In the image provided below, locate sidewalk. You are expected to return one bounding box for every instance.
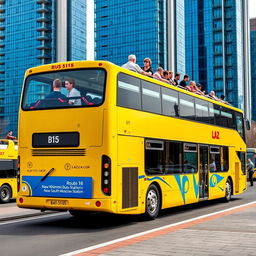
[67,201,256,256]
[0,203,54,222]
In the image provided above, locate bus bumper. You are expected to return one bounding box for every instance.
[16,196,116,214]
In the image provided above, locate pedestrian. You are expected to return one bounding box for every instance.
[247,158,255,186]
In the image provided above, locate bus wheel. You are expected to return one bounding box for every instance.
[0,185,11,203]
[145,184,160,220]
[224,179,232,202]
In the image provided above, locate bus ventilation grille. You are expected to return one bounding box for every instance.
[32,149,86,156]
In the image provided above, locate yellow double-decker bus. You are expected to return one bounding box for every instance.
[17,61,247,219]
[0,139,18,203]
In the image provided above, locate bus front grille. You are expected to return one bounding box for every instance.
[31,149,86,156]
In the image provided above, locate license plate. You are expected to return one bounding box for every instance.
[46,199,69,206]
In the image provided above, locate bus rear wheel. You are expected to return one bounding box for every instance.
[145,184,161,220]
[224,179,232,202]
[0,185,11,203]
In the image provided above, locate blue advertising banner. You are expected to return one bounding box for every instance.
[22,176,92,198]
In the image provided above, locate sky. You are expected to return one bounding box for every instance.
[249,0,256,18]
[86,0,256,60]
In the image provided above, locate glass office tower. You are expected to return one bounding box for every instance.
[185,0,250,115]
[251,18,256,120]
[0,0,86,137]
[95,0,185,73]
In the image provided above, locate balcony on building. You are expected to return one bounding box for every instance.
[0,8,5,13]
[0,31,4,39]
[36,35,50,41]
[0,15,5,22]
[0,0,5,4]
[0,25,5,31]
[0,49,4,56]
[37,0,50,4]
[36,43,50,50]
[36,7,50,14]
[36,16,50,23]
[36,53,51,60]
[36,25,50,32]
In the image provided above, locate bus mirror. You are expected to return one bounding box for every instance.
[245,119,251,130]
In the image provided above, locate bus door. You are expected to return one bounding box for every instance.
[199,145,209,199]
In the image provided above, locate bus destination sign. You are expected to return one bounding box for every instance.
[32,132,79,148]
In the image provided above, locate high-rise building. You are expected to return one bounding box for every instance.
[0,0,86,137]
[94,0,185,73]
[185,0,250,116]
[250,18,256,120]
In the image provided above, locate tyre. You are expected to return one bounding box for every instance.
[0,185,12,203]
[144,184,161,220]
[224,179,232,202]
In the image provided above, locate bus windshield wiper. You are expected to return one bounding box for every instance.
[41,168,55,182]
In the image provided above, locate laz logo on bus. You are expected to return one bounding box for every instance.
[212,131,220,139]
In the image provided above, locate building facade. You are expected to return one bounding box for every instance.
[185,0,250,116]
[251,18,256,120]
[0,0,86,137]
[95,0,185,73]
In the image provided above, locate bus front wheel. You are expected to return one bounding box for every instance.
[145,184,161,220]
[0,185,11,203]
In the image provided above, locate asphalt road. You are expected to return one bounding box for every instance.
[0,185,255,256]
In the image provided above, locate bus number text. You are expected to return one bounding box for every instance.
[212,131,220,140]
[48,136,60,144]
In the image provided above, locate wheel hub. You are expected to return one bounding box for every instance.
[147,190,158,214]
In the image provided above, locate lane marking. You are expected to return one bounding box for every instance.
[59,201,256,256]
[0,212,68,226]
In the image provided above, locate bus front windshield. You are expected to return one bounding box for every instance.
[22,68,106,110]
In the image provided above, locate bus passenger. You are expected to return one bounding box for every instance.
[187,81,204,95]
[186,81,197,92]
[168,71,175,85]
[163,70,169,80]
[210,159,216,172]
[196,83,205,95]
[173,73,180,86]
[220,95,229,105]
[209,91,220,101]
[122,55,150,76]
[45,79,67,101]
[179,75,190,88]
[65,79,81,106]
[153,67,169,83]
[141,58,153,76]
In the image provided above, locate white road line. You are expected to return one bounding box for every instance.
[0,212,68,226]
[59,201,256,256]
